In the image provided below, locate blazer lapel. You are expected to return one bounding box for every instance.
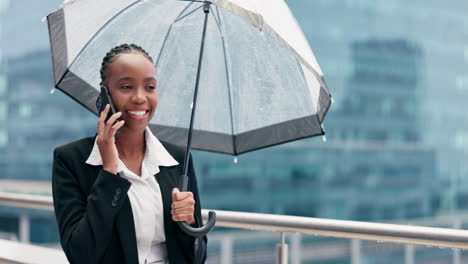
[115,196,139,264]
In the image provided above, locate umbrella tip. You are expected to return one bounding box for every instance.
[233,156,238,164]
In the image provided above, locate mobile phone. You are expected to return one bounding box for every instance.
[96,86,117,123]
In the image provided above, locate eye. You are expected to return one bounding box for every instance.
[121,85,132,89]
[147,85,156,90]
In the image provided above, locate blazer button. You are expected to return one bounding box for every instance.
[116,188,121,194]
[114,194,120,200]
[112,200,117,207]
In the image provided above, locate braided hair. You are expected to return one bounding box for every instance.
[99,43,154,86]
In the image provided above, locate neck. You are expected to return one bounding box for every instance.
[115,127,146,159]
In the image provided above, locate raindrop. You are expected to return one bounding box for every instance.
[190,102,193,109]
[331,97,335,104]
[233,156,238,164]
[322,135,327,142]
[50,88,56,94]
[41,16,47,22]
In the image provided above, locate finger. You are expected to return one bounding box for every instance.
[172,207,195,216]
[97,104,110,133]
[172,214,194,222]
[172,188,180,201]
[172,199,195,209]
[101,104,110,118]
[97,117,104,136]
[175,191,193,201]
[111,120,125,132]
[106,111,122,127]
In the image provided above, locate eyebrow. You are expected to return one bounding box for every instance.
[117,77,157,82]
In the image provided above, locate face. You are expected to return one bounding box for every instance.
[105,52,157,133]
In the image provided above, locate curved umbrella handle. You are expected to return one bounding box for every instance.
[177,211,216,237]
[177,174,216,237]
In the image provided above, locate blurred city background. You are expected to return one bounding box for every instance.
[1,0,468,263]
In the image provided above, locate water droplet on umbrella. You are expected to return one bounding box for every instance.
[233,156,238,163]
[190,102,193,109]
[322,135,327,142]
[42,16,47,22]
[50,88,56,94]
[331,97,335,103]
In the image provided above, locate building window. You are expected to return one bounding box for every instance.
[0,102,6,121]
[464,46,468,62]
[454,131,468,150]
[456,75,468,91]
[0,75,6,95]
[0,130,7,147]
[19,103,32,118]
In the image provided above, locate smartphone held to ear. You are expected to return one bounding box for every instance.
[96,86,117,122]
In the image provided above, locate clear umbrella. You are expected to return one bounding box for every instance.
[47,0,332,236]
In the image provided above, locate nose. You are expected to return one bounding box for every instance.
[131,87,147,104]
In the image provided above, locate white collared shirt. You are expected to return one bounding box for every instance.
[85,127,178,264]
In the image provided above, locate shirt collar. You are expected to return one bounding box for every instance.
[85,127,179,175]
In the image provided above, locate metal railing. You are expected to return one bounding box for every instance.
[1,191,468,264]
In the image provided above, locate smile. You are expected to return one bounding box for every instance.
[126,110,149,119]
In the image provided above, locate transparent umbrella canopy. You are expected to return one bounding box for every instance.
[47,0,332,236]
[48,0,331,155]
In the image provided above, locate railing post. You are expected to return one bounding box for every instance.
[19,214,30,244]
[453,218,461,264]
[351,239,361,264]
[221,235,233,264]
[405,244,415,264]
[276,232,288,264]
[290,233,301,264]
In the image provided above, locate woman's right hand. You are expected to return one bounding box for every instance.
[97,104,125,174]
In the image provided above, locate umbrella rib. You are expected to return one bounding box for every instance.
[215,5,238,155]
[211,0,330,95]
[174,5,203,23]
[174,0,196,21]
[57,0,143,87]
[155,1,199,67]
[209,6,222,34]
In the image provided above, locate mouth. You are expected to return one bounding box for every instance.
[126,109,150,120]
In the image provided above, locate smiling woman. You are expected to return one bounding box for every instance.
[51,44,207,264]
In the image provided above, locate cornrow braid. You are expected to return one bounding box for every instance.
[99,43,154,86]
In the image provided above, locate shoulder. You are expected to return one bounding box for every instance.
[53,136,96,162]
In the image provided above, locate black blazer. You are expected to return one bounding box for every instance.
[52,136,207,264]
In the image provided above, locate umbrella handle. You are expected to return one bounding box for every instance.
[177,211,216,237]
[177,174,216,237]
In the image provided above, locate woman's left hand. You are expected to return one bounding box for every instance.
[171,188,196,226]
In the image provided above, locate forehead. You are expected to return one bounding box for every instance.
[107,52,156,79]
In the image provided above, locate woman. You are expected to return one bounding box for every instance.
[52,44,207,264]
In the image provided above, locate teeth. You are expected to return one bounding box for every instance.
[127,110,146,116]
